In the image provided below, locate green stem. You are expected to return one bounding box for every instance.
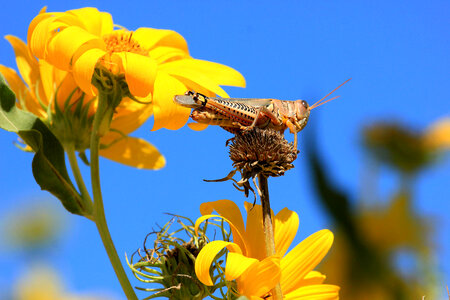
[66,144,93,217]
[90,90,138,300]
[258,174,283,300]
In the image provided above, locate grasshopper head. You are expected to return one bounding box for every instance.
[291,100,310,132]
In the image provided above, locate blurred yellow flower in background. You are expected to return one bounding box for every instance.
[13,265,114,300]
[194,200,339,299]
[363,117,450,174]
[27,7,245,131]
[1,199,65,251]
[423,117,450,151]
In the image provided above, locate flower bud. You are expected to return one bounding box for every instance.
[129,217,217,300]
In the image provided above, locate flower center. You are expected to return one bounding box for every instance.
[103,31,148,56]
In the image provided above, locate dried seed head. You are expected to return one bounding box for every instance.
[205,128,299,200]
[229,128,298,177]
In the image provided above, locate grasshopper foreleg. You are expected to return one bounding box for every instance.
[286,119,300,150]
[294,132,298,150]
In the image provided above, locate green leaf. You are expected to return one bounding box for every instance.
[0,74,85,216]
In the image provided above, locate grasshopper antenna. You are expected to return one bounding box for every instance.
[309,95,340,110]
[309,78,351,110]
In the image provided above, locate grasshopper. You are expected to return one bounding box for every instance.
[174,79,350,149]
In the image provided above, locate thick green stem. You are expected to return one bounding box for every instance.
[66,144,93,217]
[90,90,138,300]
[258,174,283,300]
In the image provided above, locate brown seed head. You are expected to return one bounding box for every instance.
[229,128,298,178]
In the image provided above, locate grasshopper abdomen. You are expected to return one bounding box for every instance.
[175,91,269,129]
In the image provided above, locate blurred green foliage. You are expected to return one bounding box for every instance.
[306,119,449,300]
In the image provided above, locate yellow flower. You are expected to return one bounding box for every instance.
[194,200,339,299]
[27,7,246,131]
[0,35,163,169]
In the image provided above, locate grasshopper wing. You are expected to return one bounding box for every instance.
[174,94,274,108]
[209,97,273,107]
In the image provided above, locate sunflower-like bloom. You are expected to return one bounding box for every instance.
[27,7,245,131]
[194,200,339,299]
[0,36,163,169]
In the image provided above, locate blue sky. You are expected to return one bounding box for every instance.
[0,0,449,298]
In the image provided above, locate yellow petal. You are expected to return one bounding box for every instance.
[134,27,188,52]
[300,271,327,285]
[200,200,248,252]
[243,202,267,261]
[38,59,66,104]
[237,256,281,298]
[284,284,340,300]
[29,16,73,59]
[274,208,299,257]
[99,133,165,170]
[98,12,114,37]
[161,59,246,88]
[188,123,208,131]
[47,26,101,70]
[280,229,334,295]
[152,72,191,130]
[72,48,106,95]
[284,271,327,292]
[149,46,189,64]
[195,241,242,286]
[195,214,248,255]
[200,200,246,238]
[67,7,113,37]
[225,252,258,281]
[27,12,56,58]
[111,99,153,135]
[51,13,84,29]
[159,62,229,97]
[115,52,156,97]
[5,36,40,90]
[0,65,44,118]
[0,65,27,99]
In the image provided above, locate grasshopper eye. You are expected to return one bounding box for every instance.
[301,100,308,109]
